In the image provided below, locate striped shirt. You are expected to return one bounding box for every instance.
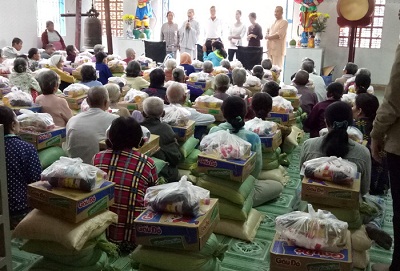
[93,149,158,244]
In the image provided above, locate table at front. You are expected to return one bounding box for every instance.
[283,48,325,85]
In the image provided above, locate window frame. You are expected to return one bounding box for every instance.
[338,0,385,49]
[95,0,124,37]
[37,0,66,37]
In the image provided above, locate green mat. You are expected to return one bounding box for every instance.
[10,139,394,271]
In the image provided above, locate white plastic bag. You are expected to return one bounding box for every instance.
[41,157,107,192]
[279,85,298,97]
[244,75,261,87]
[144,176,210,216]
[2,87,33,107]
[244,117,278,136]
[275,204,348,252]
[194,95,223,108]
[108,77,127,86]
[17,109,55,132]
[63,83,89,97]
[301,156,358,185]
[341,93,357,105]
[123,89,149,103]
[162,105,191,126]
[272,96,294,113]
[226,85,248,97]
[74,54,92,66]
[200,130,252,159]
[319,126,363,143]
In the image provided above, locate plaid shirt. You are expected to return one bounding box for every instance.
[93,149,158,244]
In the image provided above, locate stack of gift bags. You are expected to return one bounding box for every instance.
[271,204,353,269]
[12,157,118,271]
[195,130,264,242]
[131,176,227,270]
[300,156,371,268]
[244,118,290,186]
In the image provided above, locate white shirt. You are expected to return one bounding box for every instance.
[47,31,61,43]
[205,17,223,40]
[309,73,327,102]
[228,22,247,49]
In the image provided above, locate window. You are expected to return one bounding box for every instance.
[338,0,385,49]
[95,0,124,37]
[37,0,66,36]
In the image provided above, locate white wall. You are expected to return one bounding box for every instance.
[0,0,39,52]
[290,1,400,85]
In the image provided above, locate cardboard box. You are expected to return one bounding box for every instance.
[171,120,195,142]
[187,80,212,91]
[9,104,42,115]
[64,94,87,110]
[19,126,66,150]
[283,95,300,110]
[301,174,361,209]
[192,106,225,122]
[117,101,143,112]
[134,198,219,251]
[28,181,115,223]
[270,232,352,271]
[269,112,295,126]
[260,130,282,153]
[99,134,160,156]
[197,152,256,182]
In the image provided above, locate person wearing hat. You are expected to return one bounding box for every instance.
[46,55,76,90]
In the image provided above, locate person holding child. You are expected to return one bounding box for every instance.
[202,41,227,67]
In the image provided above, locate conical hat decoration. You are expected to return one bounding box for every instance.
[337,0,374,22]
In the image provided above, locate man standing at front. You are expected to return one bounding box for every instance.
[205,6,223,42]
[265,6,288,68]
[179,9,200,60]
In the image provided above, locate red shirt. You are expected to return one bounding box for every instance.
[93,149,158,244]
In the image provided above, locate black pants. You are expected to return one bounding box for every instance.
[387,152,400,270]
[228,49,237,61]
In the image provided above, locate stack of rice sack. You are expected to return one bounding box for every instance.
[271,204,353,269]
[131,177,226,271]
[16,109,66,168]
[192,95,224,122]
[195,130,264,241]
[177,136,200,171]
[300,156,371,267]
[12,157,117,271]
[244,118,290,187]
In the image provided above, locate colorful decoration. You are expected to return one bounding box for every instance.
[294,0,324,32]
[135,0,153,29]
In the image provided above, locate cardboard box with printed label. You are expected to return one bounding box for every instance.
[9,104,42,115]
[197,152,256,182]
[19,126,66,150]
[99,134,160,157]
[260,130,282,153]
[171,120,195,142]
[64,94,87,110]
[301,174,360,209]
[270,232,352,271]
[269,112,296,126]
[134,198,219,251]
[192,106,225,122]
[187,80,212,91]
[27,181,115,223]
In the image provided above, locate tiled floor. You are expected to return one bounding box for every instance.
[11,141,393,270]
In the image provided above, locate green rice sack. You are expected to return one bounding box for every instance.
[196,175,255,205]
[179,136,199,158]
